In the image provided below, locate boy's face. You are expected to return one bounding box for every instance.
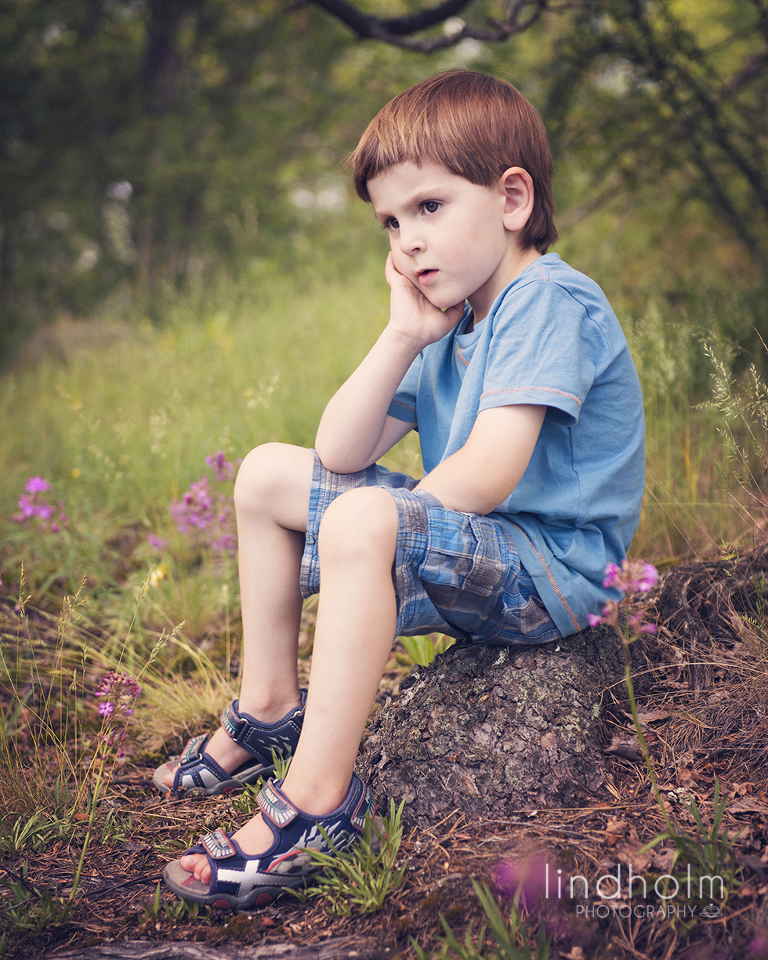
[367,161,525,322]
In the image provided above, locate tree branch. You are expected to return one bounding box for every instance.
[307,0,475,39]
[726,47,768,95]
[306,0,561,52]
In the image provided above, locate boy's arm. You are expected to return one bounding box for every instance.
[314,328,417,473]
[315,254,463,474]
[416,404,546,515]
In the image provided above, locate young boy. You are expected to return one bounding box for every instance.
[160,69,645,910]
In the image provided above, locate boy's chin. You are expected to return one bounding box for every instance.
[423,291,458,312]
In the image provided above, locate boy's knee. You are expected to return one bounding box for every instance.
[318,488,398,563]
[234,443,312,513]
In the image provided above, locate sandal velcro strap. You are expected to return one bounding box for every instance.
[350,783,376,832]
[220,693,306,763]
[257,780,298,828]
[155,694,307,799]
[201,829,238,861]
[220,703,245,741]
[179,733,207,765]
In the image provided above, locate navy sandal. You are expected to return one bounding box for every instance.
[152,691,306,797]
[163,773,376,910]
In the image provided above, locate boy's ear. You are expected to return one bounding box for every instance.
[498,167,534,233]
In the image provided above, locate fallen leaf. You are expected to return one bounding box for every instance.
[605,818,629,836]
[605,736,643,762]
[614,826,654,873]
[622,709,671,724]
[730,797,768,816]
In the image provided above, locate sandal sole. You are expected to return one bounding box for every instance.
[163,859,303,910]
[152,759,274,796]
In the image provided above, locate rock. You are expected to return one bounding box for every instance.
[356,624,644,827]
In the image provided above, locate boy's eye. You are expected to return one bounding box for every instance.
[384,217,399,231]
[422,201,440,214]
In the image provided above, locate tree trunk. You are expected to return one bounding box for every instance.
[356,625,645,827]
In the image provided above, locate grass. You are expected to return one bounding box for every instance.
[293,799,408,918]
[1,250,768,958]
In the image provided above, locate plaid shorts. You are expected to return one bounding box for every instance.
[299,452,561,646]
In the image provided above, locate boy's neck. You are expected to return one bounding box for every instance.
[468,247,544,331]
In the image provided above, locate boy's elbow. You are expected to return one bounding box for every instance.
[314,445,367,476]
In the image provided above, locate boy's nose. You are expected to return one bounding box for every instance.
[398,229,424,256]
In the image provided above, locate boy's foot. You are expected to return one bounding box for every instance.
[163,774,376,910]
[153,693,306,797]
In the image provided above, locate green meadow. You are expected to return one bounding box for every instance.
[2,170,768,960]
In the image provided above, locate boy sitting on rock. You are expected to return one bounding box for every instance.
[160,69,645,911]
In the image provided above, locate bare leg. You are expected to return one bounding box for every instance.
[182,486,400,883]
[165,442,313,785]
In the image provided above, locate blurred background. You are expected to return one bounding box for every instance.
[2,0,768,608]
[2,0,766,357]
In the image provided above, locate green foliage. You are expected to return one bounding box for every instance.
[228,780,265,819]
[4,0,768,369]
[414,879,550,960]
[294,799,407,917]
[704,337,768,533]
[0,0,433,358]
[640,779,742,915]
[611,581,743,926]
[139,881,201,926]
[0,572,162,918]
[538,0,768,261]
[400,634,454,667]
[0,861,72,938]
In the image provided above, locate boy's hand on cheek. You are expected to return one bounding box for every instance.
[384,253,464,347]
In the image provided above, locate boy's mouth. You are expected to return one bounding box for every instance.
[417,268,438,285]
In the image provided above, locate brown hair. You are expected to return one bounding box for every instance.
[349,70,558,253]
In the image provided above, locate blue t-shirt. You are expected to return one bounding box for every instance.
[387,253,645,637]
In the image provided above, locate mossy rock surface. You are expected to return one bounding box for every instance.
[357,625,643,827]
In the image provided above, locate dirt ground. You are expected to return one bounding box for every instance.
[2,547,768,960]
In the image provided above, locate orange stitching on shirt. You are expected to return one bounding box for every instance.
[457,346,470,368]
[535,263,547,281]
[510,524,581,631]
[480,386,582,408]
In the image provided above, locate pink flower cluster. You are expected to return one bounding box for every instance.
[12,477,68,533]
[205,451,235,483]
[494,853,580,945]
[588,559,659,634]
[163,452,238,556]
[95,670,141,756]
[603,560,659,594]
[750,930,768,959]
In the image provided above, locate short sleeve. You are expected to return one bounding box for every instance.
[388,352,422,424]
[478,280,608,426]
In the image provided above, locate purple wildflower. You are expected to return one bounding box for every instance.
[169,476,216,533]
[627,611,657,635]
[96,671,141,756]
[495,853,552,912]
[148,533,168,552]
[494,852,585,948]
[209,533,237,555]
[749,932,768,960]
[166,454,238,556]
[591,560,659,637]
[25,476,51,494]
[603,559,659,594]
[12,478,66,533]
[205,451,235,483]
